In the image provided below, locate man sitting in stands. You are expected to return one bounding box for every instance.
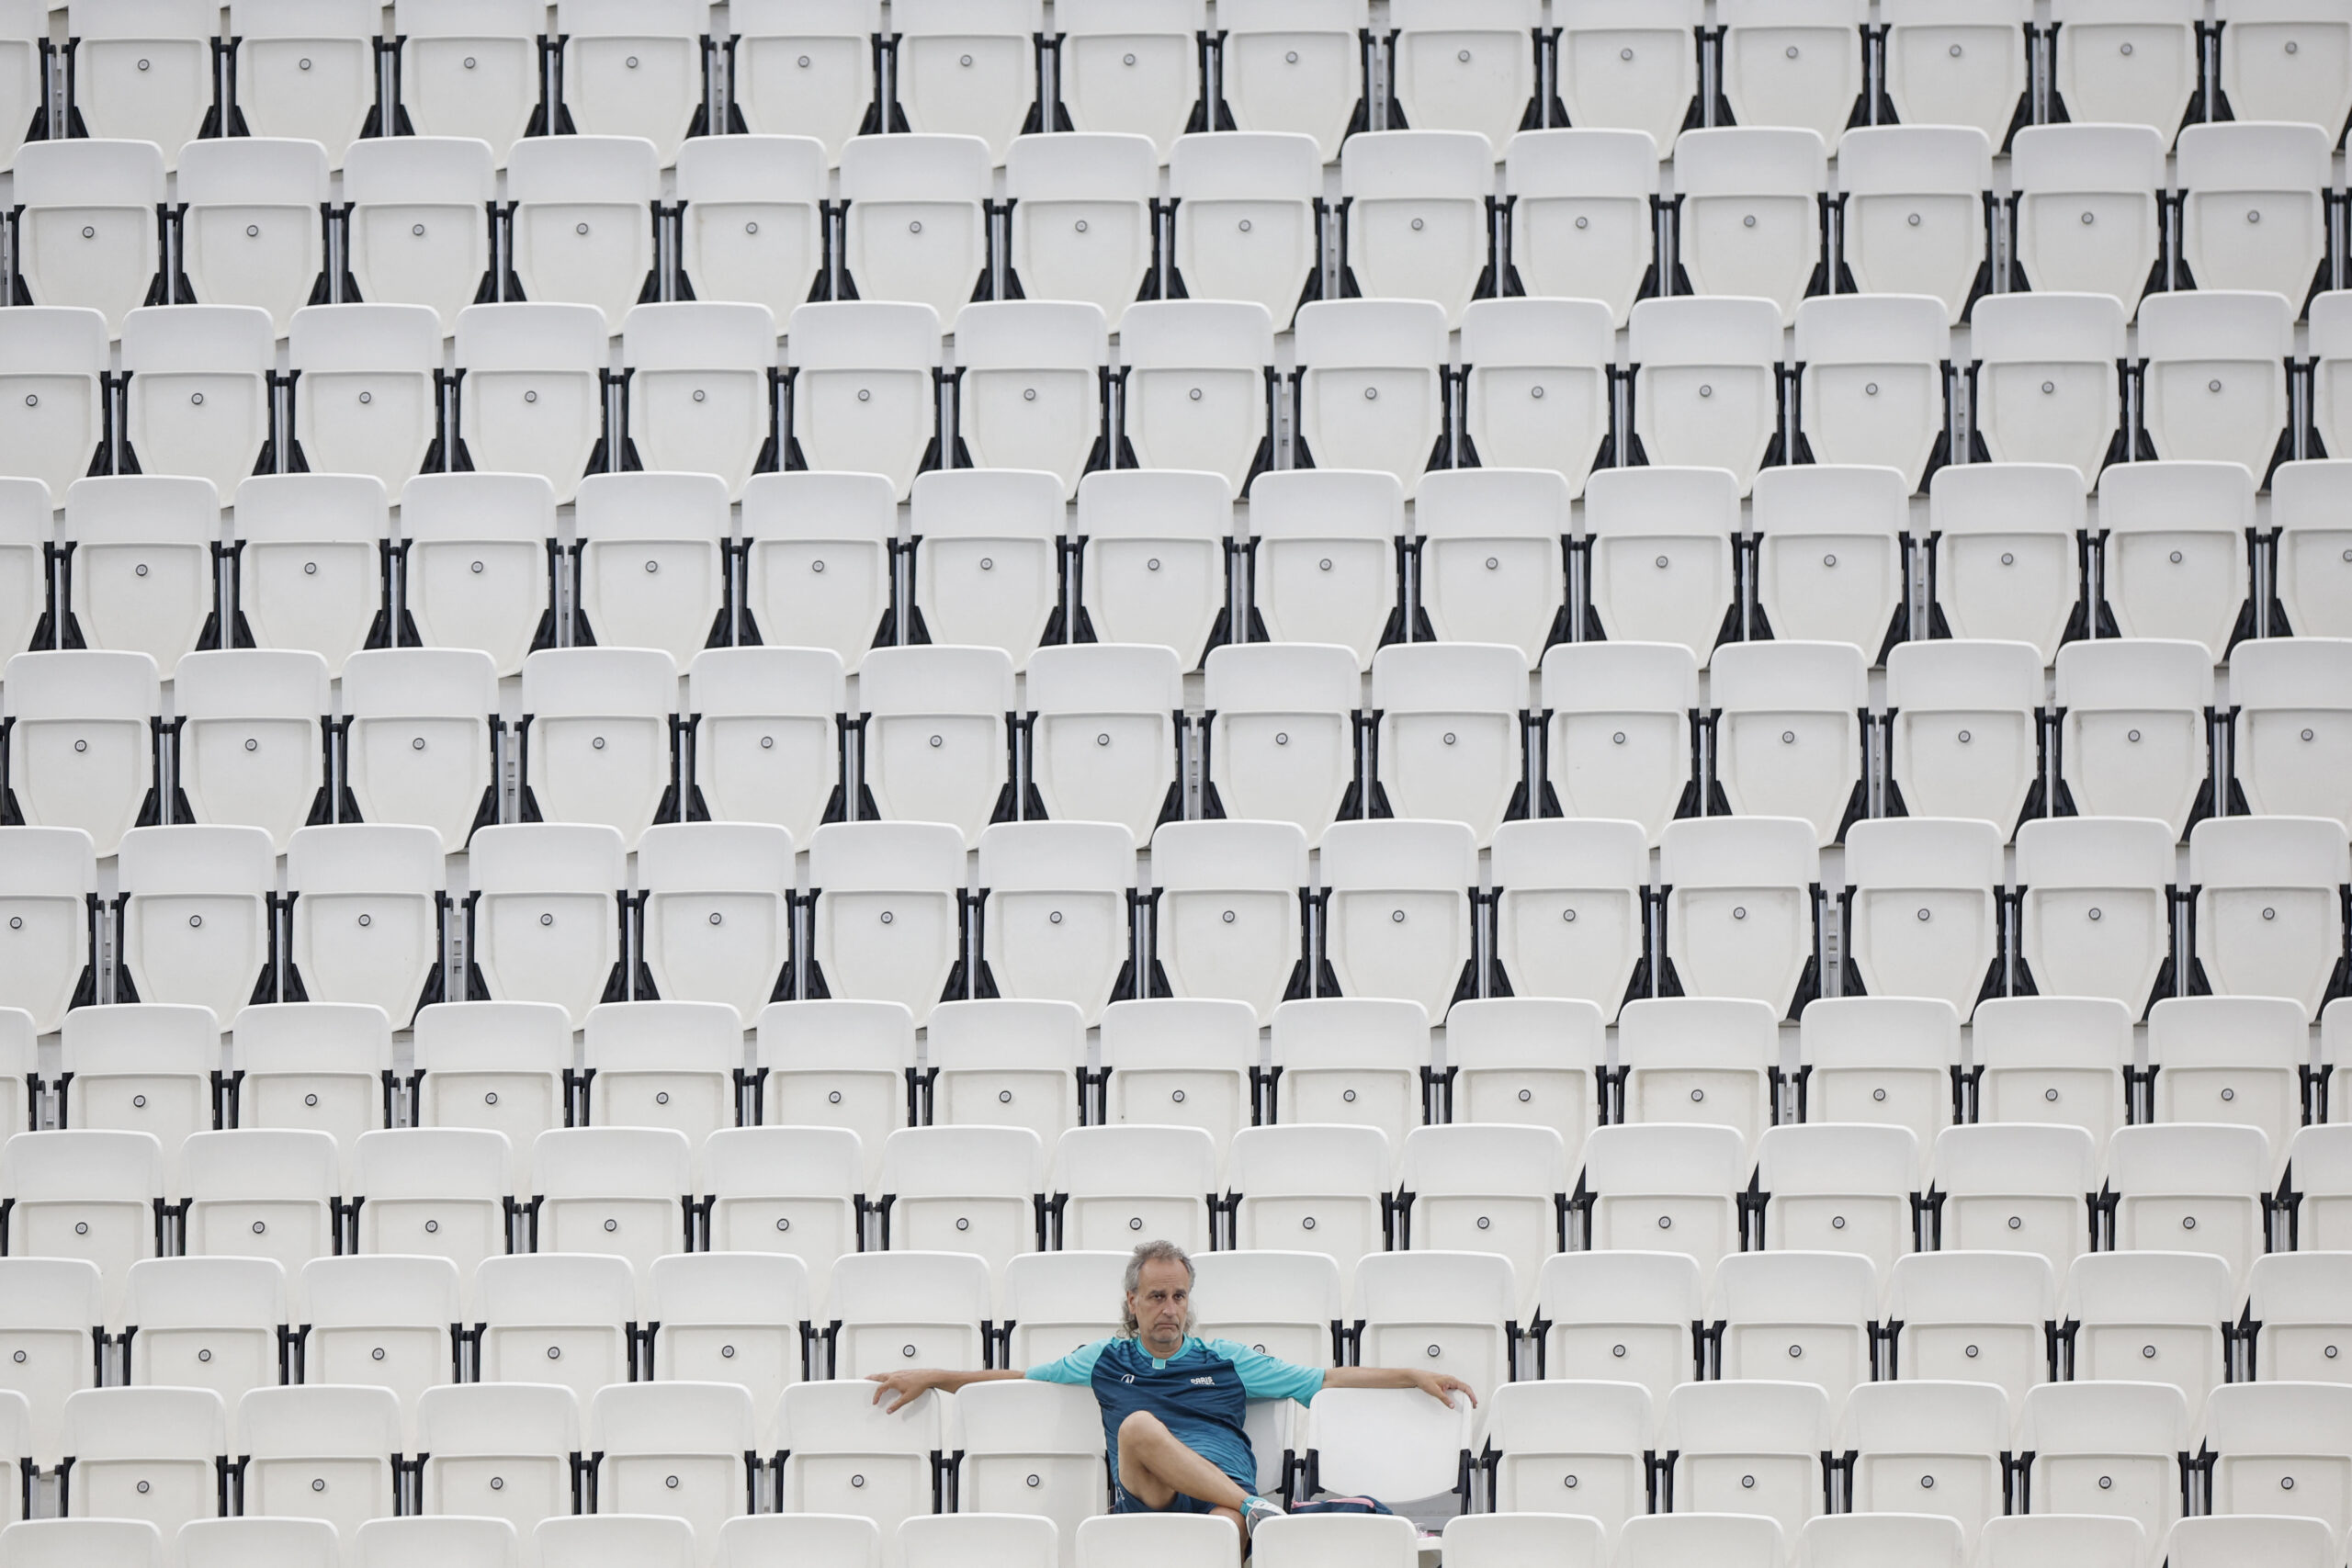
[868,1237,1474,1537]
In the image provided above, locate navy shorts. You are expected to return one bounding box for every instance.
[1114,1481,1247,1516]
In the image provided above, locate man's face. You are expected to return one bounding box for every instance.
[1128,1257,1192,1357]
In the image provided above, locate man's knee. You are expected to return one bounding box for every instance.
[1118,1409,1170,1448]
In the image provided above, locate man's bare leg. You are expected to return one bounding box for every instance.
[1117,1410,1252,1523]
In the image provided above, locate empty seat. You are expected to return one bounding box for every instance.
[950,1381,1107,1562]
[752,1000,917,1188]
[355,1517,525,1568]
[1583,467,1742,663]
[618,303,781,502]
[586,1382,759,1553]
[336,649,501,851]
[698,1128,858,1307]
[1293,1385,1476,1517]
[2249,1250,2352,1382]
[115,826,276,1022]
[1619,997,1781,1153]
[775,1377,947,1537]
[838,134,992,320]
[1351,1248,1518,1403]
[407,1001,569,1156]
[390,0,542,165]
[1454,301,1615,499]
[1479,1382,1648,1532]
[727,0,882,164]
[2297,1116,2352,1246]
[504,137,662,330]
[739,470,895,670]
[880,1126,1049,1281]
[830,1249,994,1377]
[1974,996,2135,1158]
[1053,1126,1216,1255]
[1931,1123,2099,1280]
[176,1519,338,1568]
[1487,821,1647,1017]
[1884,1249,2058,1403]
[1757,1124,1920,1272]
[179,1129,341,1275]
[1927,465,2091,662]
[2064,1252,2235,1417]
[1112,310,1272,499]
[0,1259,101,1468]
[1529,1249,1702,1410]
[476,1253,637,1408]
[1711,1250,1881,1410]
[1412,468,1571,668]
[10,141,168,336]
[1498,131,1658,331]
[2016,816,2182,1014]
[2188,821,2349,1015]
[518,648,681,850]
[1367,643,1528,846]
[2109,1125,2273,1288]
[226,0,377,165]
[1670,129,1828,324]
[907,468,1064,669]
[1798,997,1963,1172]
[581,1000,743,1145]
[1093,1001,1258,1166]
[1443,998,1608,1172]
[62,477,222,679]
[341,141,501,342]
[924,1000,1088,1149]
[1384,0,1537,145]
[1394,1124,1565,1313]
[0,310,108,502]
[2215,0,2352,130]
[889,0,1041,160]
[1003,132,1158,328]
[532,1124,694,1274]
[1216,0,1369,161]
[58,1004,220,1180]
[1969,304,2127,498]
[2164,1517,2342,1568]
[1537,643,1700,845]
[1796,1514,1966,1568]
[1792,297,1951,491]
[1661,1380,1833,1539]
[0,829,98,1033]
[1709,642,1868,847]
[1024,644,1183,840]
[1227,1124,1392,1290]
[555,0,707,163]
[124,1257,285,1417]
[2098,461,2257,660]
[119,307,274,495]
[415,1380,581,1536]
[1659,816,1822,1018]
[686,648,846,849]
[351,1127,512,1291]
[949,303,1110,499]
[672,135,827,324]
[2055,639,2214,838]
[175,140,331,336]
[235,1383,401,1539]
[1627,299,1784,492]
[899,1515,1057,1568]
[2177,128,2328,313]
[975,823,1136,1025]
[451,305,608,503]
[571,473,729,666]
[58,1386,226,1536]
[535,1516,695,1568]
[1718,0,1869,145]
[1582,1122,1751,1282]
[1337,131,1497,329]
[1200,643,1361,844]
[1144,821,1312,1021]
[1317,822,1476,1020]
[1,1131,164,1327]
[1749,465,1908,660]
[636,823,794,1019]
[1292,302,1450,499]
[1165,130,1325,328]
[1883,639,2045,833]
[169,650,332,852]
[1878,2,2030,148]
[228,474,390,678]
[231,1002,394,1170]
[1618,1515,1785,1568]
[2273,461,2352,640]
[1834,127,1996,325]
[855,649,1014,847]
[2201,1382,2352,1542]
[1554,0,1701,152]
[1000,1250,1129,1370]
[2230,638,2352,833]
[465,824,628,1026]
[0,1,42,174]
[2049,0,2199,139]
[1843,818,2005,1015]
[804,823,967,1025]
[299,1254,461,1443]
[2009,126,2166,310]
[395,474,559,678]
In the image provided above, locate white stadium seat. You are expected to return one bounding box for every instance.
[1351,1249,1518,1404]
[2248,1249,2352,1381]
[518,648,680,850]
[2188,820,2348,1016]
[1670,129,1828,324]
[1792,298,1949,491]
[572,472,729,665]
[64,0,212,165]
[2216,0,2352,133]
[1387,0,1540,146]
[1661,1380,1833,1539]
[1412,468,1572,667]
[0,1520,159,1568]
[234,1383,401,1540]
[1799,997,1963,1170]
[1711,1251,1880,1411]
[1024,643,1184,840]
[466,824,628,1026]
[504,136,662,330]
[1498,132,1659,330]
[1708,641,1868,848]
[1200,643,1359,841]
[452,305,611,503]
[2177,124,2330,307]
[176,1519,337,1568]
[949,304,1110,499]
[1532,1249,1704,1410]
[0,0,42,173]
[228,473,390,677]
[356,1517,523,1568]
[829,1250,994,1377]
[1884,1249,2057,1404]
[900,1515,1057,1568]
[1098,998,1258,1164]
[1166,131,1325,329]
[1797,1514,1966,1568]
[839,134,993,320]
[2202,1381,2352,1541]
[59,1003,219,1179]
[1480,1382,1648,1533]
[775,1378,947,1541]
[231,1001,393,1168]
[805,822,968,1025]
[59,1385,226,1535]
[2009,126,2166,310]
[0,312,107,504]
[1843,818,2005,1016]
[392,0,543,166]
[0,1010,42,1162]
[416,1381,582,1537]
[1292,301,1451,499]
[0,828,97,1032]
[1394,1123,1564,1318]
[475,1252,638,1408]
[1294,1387,1475,1522]
[10,141,168,337]
[536,1516,696,1568]
[1969,299,2129,491]
[1443,996,1609,1166]
[686,649,844,856]
[532,1124,694,1275]
[179,1129,342,1276]
[1054,1125,1216,1255]
[1146,820,1312,1021]
[2163,1517,2341,1568]
[889,0,1041,161]
[1337,130,1498,329]
[1758,1123,1920,1273]
[700,1127,860,1303]
[976,821,1136,1023]
[2109,1125,2272,1290]
[2097,461,2256,661]
[1215,0,1369,162]
[637,822,796,1019]
[1487,819,1650,1015]
[299,1254,462,1441]
[1748,465,1908,659]
[123,1256,285,1416]
[1619,996,1782,1154]
[1883,639,2045,833]
[2271,459,2352,637]
[341,138,501,334]
[752,1000,919,1188]
[721,1515,886,1568]
[1271,998,1430,1147]
[1112,310,1271,499]
[1555,0,1702,153]
[116,826,276,1022]
[1931,1122,2099,1280]
[1582,1122,1751,1282]
[586,1382,760,1554]
[1538,642,1701,844]
[1455,299,1617,491]
[352,1127,512,1289]
[1659,816,1822,1019]
[174,139,332,336]
[1718,0,1869,146]
[582,1000,743,1145]
[2229,637,2352,833]
[1242,470,1406,668]
[854,647,1016,844]
[1973,996,2135,1155]
[728,0,882,164]
[169,650,332,852]
[2064,1250,2235,1416]
[924,999,1087,1150]
[396,474,560,677]
[619,303,781,502]
[1627,299,1783,492]
[740,470,896,667]
[1833,126,1996,325]
[1318,822,1477,1019]
[674,135,828,320]
[908,469,1065,670]
[2052,643,2213,840]
[1055,0,1207,159]
[1368,642,1530,847]
[554,0,706,164]
[1583,467,1742,664]
[338,650,497,852]
[1227,1124,1392,1291]
[2049,0,2199,140]
[1,1131,166,1327]
[1618,1515,1785,1568]
[1003,132,1159,329]
[229,0,379,166]
[1926,465,2089,663]
[120,306,275,495]
[1880,0,2029,147]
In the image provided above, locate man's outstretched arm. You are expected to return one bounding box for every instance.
[1319,1366,1478,1406]
[866,1368,1025,1412]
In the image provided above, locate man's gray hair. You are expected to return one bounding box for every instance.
[1121,1240,1196,1337]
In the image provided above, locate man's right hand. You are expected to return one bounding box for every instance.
[866,1370,943,1412]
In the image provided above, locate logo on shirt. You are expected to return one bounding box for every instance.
[1120,1374,1136,1384]
[1190,1376,1216,1386]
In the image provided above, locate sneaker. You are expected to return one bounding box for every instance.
[1240,1496,1284,1539]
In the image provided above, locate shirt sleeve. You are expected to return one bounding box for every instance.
[1025,1338,1110,1385]
[1208,1339,1326,1404]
